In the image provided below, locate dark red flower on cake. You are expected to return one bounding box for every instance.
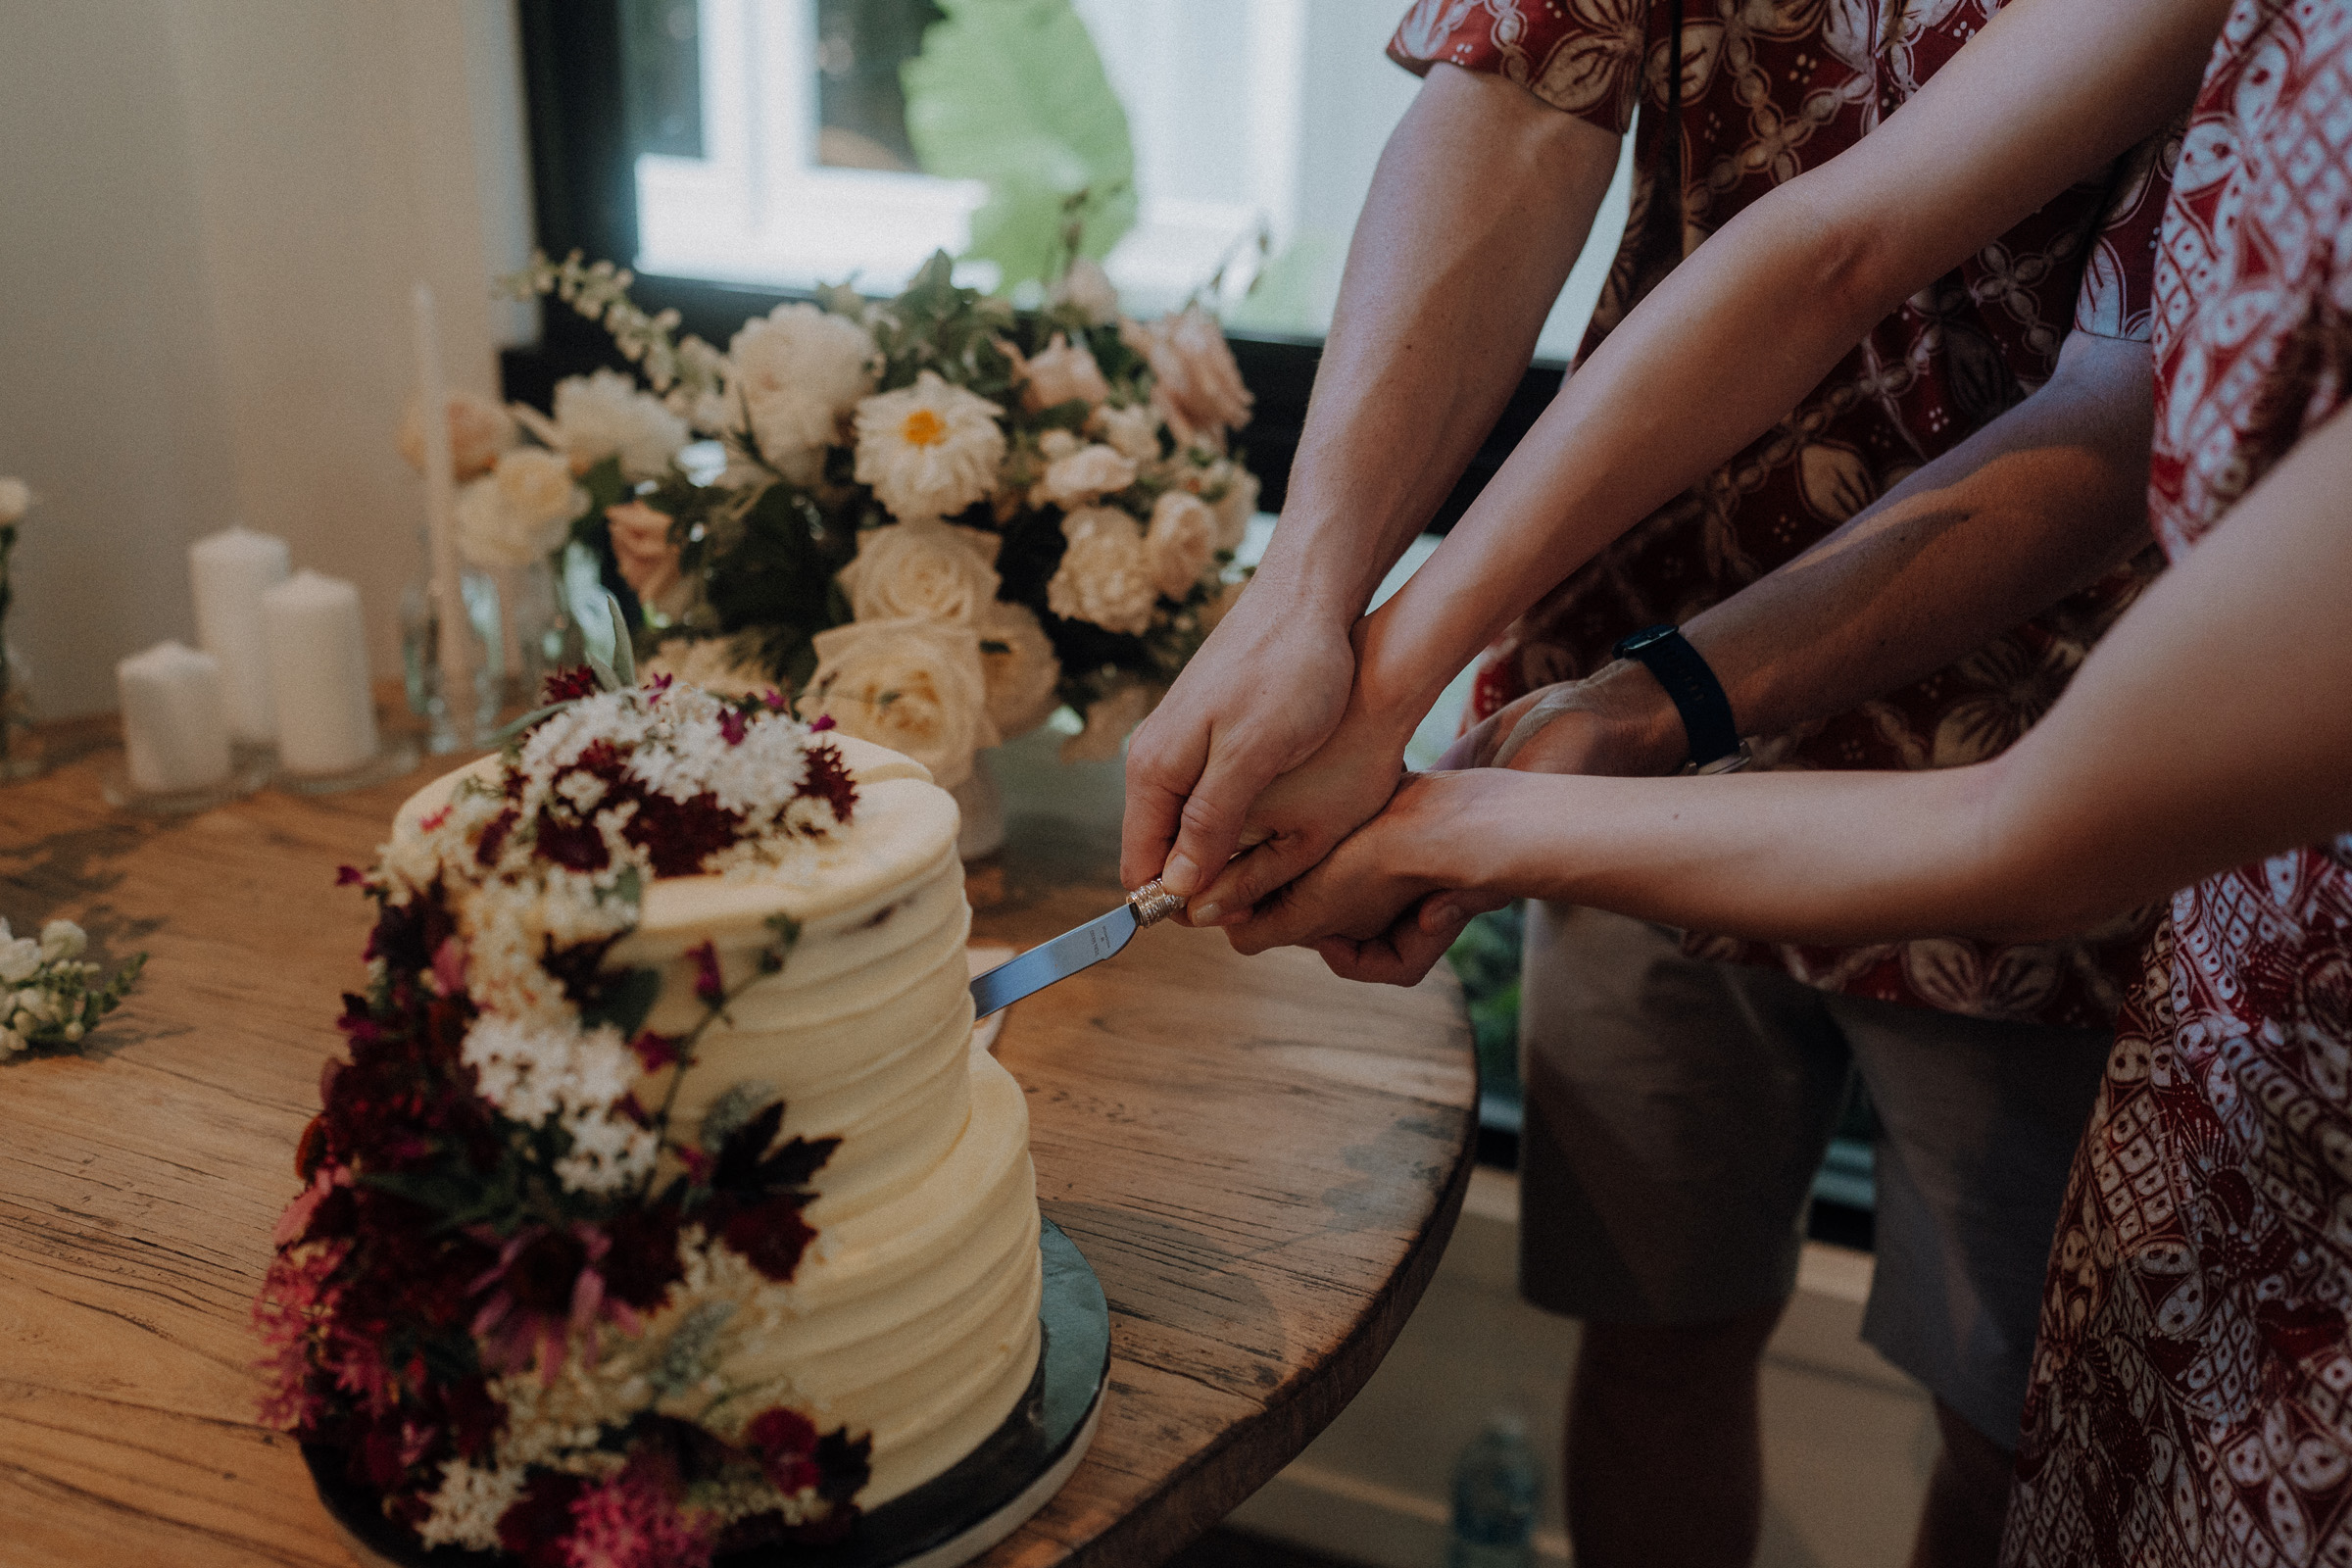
[623,791,745,877]
[796,739,858,829]
[719,1196,820,1284]
[475,807,519,867]
[603,1204,685,1312]
[498,1472,590,1568]
[541,665,601,705]
[745,1405,821,1494]
[469,1222,625,1376]
[718,708,749,747]
[336,863,367,886]
[688,941,725,1005]
[629,1030,681,1072]
[533,808,612,872]
[808,713,835,731]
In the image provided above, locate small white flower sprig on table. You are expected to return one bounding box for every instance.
[496,245,1260,790]
[0,918,147,1059]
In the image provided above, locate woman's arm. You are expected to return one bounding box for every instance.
[1186,0,2227,922]
[1266,402,2352,984]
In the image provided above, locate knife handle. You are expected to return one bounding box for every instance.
[1127,879,1185,929]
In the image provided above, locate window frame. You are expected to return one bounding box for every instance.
[505,0,1564,530]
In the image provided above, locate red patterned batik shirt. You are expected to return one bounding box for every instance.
[2005,2,2352,1561]
[1391,0,2172,1029]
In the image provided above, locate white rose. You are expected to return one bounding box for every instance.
[0,477,33,525]
[1050,257,1120,325]
[977,600,1062,739]
[1093,404,1161,465]
[455,449,585,568]
[1031,444,1139,510]
[853,370,1007,523]
[1046,507,1158,636]
[1144,491,1218,600]
[1060,677,1158,764]
[1017,333,1110,412]
[398,392,517,482]
[836,519,1003,624]
[798,617,999,790]
[551,368,689,479]
[1133,306,1253,447]
[728,302,878,468]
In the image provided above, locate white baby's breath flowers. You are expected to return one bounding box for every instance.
[1049,258,1120,325]
[1060,677,1158,764]
[1046,507,1158,637]
[728,303,877,475]
[1092,404,1160,465]
[0,476,33,525]
[853,371,1005,523]
[416,1459,528,1552]
[1016,333,1110,412]
[977,601,1062,739]
[799,616,999,790]
[836,519,1003,624]
[1031,444,1138,511]
[549,368,690,480]
[1145,490,1219,600]
[456,448,586,568]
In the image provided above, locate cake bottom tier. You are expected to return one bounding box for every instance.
[733,1046,1044,1505]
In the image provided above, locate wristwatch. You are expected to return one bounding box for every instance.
[1611,623,1744,770]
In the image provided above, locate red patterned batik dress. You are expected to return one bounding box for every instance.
[1390,0,2174,1029]
[2003,1,2352,1561]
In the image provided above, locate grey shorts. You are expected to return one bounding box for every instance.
[1516,904,2110,1448]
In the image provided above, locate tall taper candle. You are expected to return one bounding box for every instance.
[188,524,290,743]
[262,570,378,775]
[412,282,474,744]
[117,642,232,794]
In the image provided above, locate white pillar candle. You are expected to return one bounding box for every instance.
[262,570,378,775]
[188,524,290,743]
[117,641,232,795]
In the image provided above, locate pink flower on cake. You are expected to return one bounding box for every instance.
[469,1223,627,1380]
[564,1453,714,1568]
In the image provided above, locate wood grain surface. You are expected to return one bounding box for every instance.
[0,715,1476,1568]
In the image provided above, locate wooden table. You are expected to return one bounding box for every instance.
[0,717,1476,1568]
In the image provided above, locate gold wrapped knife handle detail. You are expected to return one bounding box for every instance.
[1127,879,1185,929]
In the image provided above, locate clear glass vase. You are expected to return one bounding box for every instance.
[400,561,501,755]
[0,630,41,781]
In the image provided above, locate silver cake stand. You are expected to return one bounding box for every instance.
[309,1218,1111,1568]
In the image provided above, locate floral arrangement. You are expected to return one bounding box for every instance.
[256,669,878,1566]
[0,917,145,1059]
[456,247,1258,790]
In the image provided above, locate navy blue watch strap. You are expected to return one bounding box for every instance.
[1611,624,1740,768]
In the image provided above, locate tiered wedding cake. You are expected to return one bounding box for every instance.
[257,674,1041,1565]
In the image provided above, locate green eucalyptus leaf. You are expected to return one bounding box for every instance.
[902,0,1137,290]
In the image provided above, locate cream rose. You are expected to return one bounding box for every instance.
[836,518,1003,624]
[1206,462,1259,552]
[977,600,1062,739]
[1050,257,1120,326]
[727,302,878,468]
[0,476,29,525]
[1145,490,1218,600]
[1092,403,1161,465]
[853,370,1006,523]
[1017,332,1110,412]
[1046,507,1158,636]
[399,390,517,482]
[1132,307,1253,447]
[550,368,689,480]
[1060,677,1158,764]
[455,449,585,568]
[798,616,999,790]
[1031,443,1139,510]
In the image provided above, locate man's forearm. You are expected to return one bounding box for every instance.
[1347,0,2223,736]
[1251,64,1620,618]
[1537,330,2158,772]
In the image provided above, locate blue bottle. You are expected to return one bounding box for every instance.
[1446,1412,1542,1568]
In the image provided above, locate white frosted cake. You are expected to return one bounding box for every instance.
[258,681,1042,1563]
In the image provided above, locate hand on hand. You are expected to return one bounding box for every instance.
[1190,711,1408,938]
[1119,587,1358,903]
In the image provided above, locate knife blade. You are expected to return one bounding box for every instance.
[969,879,1185,1019]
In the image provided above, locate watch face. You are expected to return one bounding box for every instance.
[1614,623,1678,658]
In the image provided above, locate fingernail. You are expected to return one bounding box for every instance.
[1162,854,1199,897]
[1192,901,1223,926]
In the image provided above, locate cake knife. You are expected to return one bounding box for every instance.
[969,879,1186,1019]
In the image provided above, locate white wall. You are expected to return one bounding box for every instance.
[0,0,532,718]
